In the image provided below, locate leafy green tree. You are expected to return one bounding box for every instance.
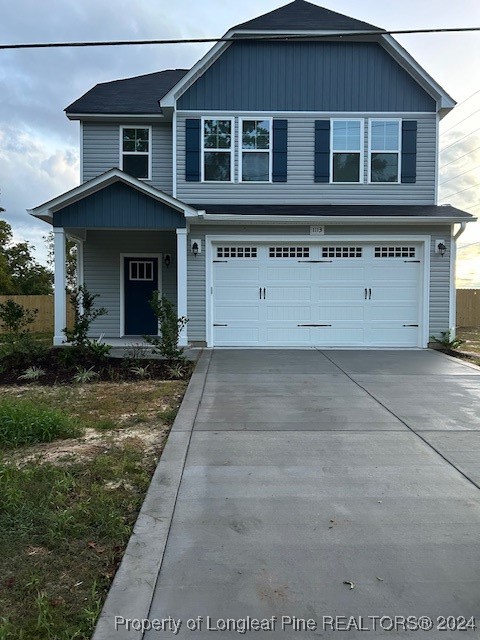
[0,221,53,295]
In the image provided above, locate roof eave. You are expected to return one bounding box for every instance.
[198,214,476,225]
[28,169,201,222]
[66,112,166,122]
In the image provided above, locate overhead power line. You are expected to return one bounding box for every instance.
[439,164,480,186]
[2,26,480,50]
[440,127,480,154]
[440,106,480,138]
[440,144,480,170]
[441,181,480,200]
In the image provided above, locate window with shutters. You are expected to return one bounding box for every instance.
[240,118,272,182]
[120,127,151,180]
[331,119,363,183]
[369,119,401,183]
[202,119,234,182]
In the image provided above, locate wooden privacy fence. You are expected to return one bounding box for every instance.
[0,295,74,334]
[457,289,480,328]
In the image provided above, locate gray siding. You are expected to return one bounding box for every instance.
[83,230,177,337]
[186,224,451,343]
[178,41,436,112]
[177,113,437,205]
[82,122,173,195]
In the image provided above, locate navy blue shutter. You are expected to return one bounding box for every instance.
[185,119,201,182]
[401,120,417,183]
[314,120,330,183]
[272,119,287,182]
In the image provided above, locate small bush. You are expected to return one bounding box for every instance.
[144,293,188,360]
[64,286,107,347]
[430,330,465,351]
[0,299,38,339]
[0,399,81,448]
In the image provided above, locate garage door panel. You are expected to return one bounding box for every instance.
[211,242,422,347]
[266,306,311,322]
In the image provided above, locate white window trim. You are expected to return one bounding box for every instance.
[330,118,365,185]
[201,116,235,183]
[367,118,402,184]
[238,117,273,184]
[119,125,152,181]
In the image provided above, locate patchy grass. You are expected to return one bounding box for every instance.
[0,378,190,639]
[457,327,480,358]
[0,399,81,449]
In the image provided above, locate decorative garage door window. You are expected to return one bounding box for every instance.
[374,246,416,258]
[216,247,258,258]
[129,261,154,281]
[322,247,362,258]
[269,247,310,258]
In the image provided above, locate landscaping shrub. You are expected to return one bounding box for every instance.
[0,399,81,448]
[144,293,188,360]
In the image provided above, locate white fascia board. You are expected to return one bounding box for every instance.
[160,33,235,108]
[28,168,201,220]
[381,35,456,111]
[66,113,167,122]
[197,214,476,225]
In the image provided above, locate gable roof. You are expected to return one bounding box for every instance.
[232,0,381,32]
[28,168,201,223]
[65,69,188,116]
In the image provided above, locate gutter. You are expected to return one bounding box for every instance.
[197,214,476,225]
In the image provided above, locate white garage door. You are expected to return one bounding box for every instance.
[212,242,423,347]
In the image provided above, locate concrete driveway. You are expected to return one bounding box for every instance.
[98,349,480,639]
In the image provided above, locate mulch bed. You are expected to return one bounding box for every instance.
[0,348,192,386]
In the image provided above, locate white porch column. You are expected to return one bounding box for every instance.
[53,227,67,346]
[176,227,188,346]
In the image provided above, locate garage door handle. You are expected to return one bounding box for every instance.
[263,287,266,299]
[298,324,332,327]
[298,260,333,263]
[364,288,367,300]
[259,287,262,299]
[213,324,228,327]
[403,324,419,327]
[369,288,372,300]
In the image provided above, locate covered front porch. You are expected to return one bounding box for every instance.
[28,169,201,346]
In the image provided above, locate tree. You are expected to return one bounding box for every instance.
[45,231,78,291]
[0,221,53,295]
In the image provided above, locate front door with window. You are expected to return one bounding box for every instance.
[124,257,159,335]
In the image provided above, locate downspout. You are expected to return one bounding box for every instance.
[449,222,467,337]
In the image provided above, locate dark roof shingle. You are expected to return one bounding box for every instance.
[65,69,188,114]
[194,204,474,220]
[232,0,381,32]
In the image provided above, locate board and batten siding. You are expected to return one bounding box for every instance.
[82,122,173,195]
[176,113,437,206]
[177,41,436,112]
[186,224,451,343]
[83,230,177,337]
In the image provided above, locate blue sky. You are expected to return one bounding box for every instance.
[1,0,479,261]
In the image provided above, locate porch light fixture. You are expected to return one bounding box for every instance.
[437,241,447,257]
[164,254,171,268]
[192,241,199,257]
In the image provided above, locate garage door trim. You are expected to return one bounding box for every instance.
[205,234,431,348]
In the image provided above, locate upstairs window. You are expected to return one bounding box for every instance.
[240,119,272,182]
[202,119,233,182]
[369,120,401,183]
[121,127,151,180]
[331,119,363,183]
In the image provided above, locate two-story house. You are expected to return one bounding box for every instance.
[29,0,475,348]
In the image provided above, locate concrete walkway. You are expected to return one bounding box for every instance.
[98,349,480,639]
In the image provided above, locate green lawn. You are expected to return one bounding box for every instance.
[0,379,189,639]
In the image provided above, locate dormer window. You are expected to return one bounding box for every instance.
[120,127,151,180]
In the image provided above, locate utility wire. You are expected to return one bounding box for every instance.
[2,26,480,50]
[440,106,480,138]
[440,144,480,170]
[441,181,480,199]
[439,164,480,186]
[440,127,480,154]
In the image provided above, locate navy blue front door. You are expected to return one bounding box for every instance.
[124,257,159,335]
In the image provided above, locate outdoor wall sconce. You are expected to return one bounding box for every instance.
[436,240,447,257]
[191,239,201,256]
[164,254,171,268]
